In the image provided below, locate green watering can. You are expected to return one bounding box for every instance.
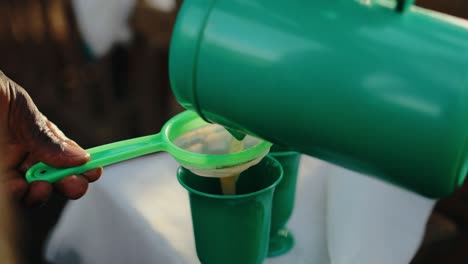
[169,0,468,198]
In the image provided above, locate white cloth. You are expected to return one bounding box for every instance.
[327,167,434,264]
[71,0,177,57]
[45,153,435,264]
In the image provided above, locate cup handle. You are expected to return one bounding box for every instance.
[25,133,166,183]
[396,0,414,13]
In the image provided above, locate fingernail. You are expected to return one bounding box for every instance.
[83,167,103,182]
[83,167,103,177]
[62,142,90,159]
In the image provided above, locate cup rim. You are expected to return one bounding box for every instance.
[269,151,300,157]
[177,156,283,200]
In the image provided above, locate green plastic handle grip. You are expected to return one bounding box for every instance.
[26,133,166,183]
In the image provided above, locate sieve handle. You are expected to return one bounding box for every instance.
[26,133,166,183]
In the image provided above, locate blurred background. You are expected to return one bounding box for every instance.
[0,0,466,263]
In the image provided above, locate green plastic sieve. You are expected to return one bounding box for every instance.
[25,111,272,183]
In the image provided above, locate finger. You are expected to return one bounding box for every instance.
[17,153,39,174]
[82,167,103,183]
[46,122,88,151]
[2,170,28,200]
[31,139,90,168]
[46,121,84,151]
[27,119,90,168]
[54,175,88,200]
[6,84,89,166]
[1,143,28,170]
[32,135,90,168]
[24,181,52,207]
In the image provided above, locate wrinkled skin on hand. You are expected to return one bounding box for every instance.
[0,71,102,206]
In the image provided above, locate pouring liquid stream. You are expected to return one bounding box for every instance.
[220,138,244,195]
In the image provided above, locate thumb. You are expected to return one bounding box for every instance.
[30,119,90,168]
[7,82,90,167]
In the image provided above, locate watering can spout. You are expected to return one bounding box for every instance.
[225,128,247,141]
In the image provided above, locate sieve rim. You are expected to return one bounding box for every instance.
[162,111,272,169]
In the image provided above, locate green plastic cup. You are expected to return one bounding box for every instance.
[177,156,283,264]
[268,146,301,257]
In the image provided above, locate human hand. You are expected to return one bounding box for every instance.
[0,71,102,206]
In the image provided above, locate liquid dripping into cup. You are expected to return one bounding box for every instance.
[220,138,244,195]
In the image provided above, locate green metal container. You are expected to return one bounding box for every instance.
[170,0,468,198]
